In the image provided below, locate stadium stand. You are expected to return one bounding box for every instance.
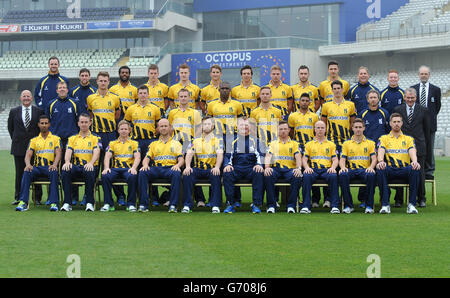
[126,56,158,67]
[1,7,130,23]
[357,0,450,40]
[0,48,126,70]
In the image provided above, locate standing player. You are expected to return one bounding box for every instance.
[376,113,421,214]
[321,80,356,154]
[168,63,200,110]
[70,68,96,115]
[199,64,222,115]
[34,56,69,110]
[338,118,377,214]
[138,119,184,213]
[145,64,169,113]
[46,81,80,153]
[266,65,293,119]
[109,66,138,120]
[124,85,162,157]
[291,65,320,113]
[15,115,62,212]
[168,88,202,152]
[101,120,140,212]
[60,113,101,212]
[86,72,121,150]
[207,81,244,151]
[231,65,261,117]
[360,90,390,144]
[288,93,321,206]
[347,66,379,115]
[318,61,350,105]
[301,120,340,214]
[263,121,302,214]
[182,116,224,213]
[250,86,282,153]
[87,72,124,205]
[380,69,405,115]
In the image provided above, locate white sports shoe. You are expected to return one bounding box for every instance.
[287,207,296,214]
[330,207,340,214]
[379,205,391,214]
[85,203,95,212]
[266,207,275,214]
[342,207,354,214]
[100,204,112,212]
[60,203,72,212]
[300,207,311,214]
[311,202,320,208]
[127,205,137,212]
[406,204,419,214]
[323,201,331,208]
[181,206,191,213]
[211,207,220,214]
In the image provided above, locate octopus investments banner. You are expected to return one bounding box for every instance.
[171,49,290,85]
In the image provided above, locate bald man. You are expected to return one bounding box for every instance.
[8,90,44,204]
[138,119,184,212]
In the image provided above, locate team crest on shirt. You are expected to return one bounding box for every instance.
[108,101,112,106]
[129,92,132,97]
[88,142,92,147]
[344,108,348,114]
[229,107,233,112]
[68,107,72,113]
[49,142,53,147]
[289,147,292,154]
[158,91,162,96]
[188,116,192,122]
[128,146,132,152]
[171,147,174,153]
[379,118,383,124]
[148,112,152,117]
[402,141,406,147]
[326,148,329,154]
[252,92,255,97]
[364,147,368,153]
[282,91,286,96]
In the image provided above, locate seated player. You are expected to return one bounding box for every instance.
[101,120,140,212]
[301,120,340,214]
[376,113,421,214]
[182,116,224,213]
[138,119,184,213]
[15,114,62,212]
[338,118,377,214]
[222,116,264,214]
[263,121,302,214]
[61,113,101,212]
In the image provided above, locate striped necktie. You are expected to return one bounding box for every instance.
[25,108,30,128]
[408,106,413,123]
[420,83,427,107]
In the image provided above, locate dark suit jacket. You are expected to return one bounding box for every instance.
[411,83,441,132]
[8,105,44,156]
[394,103,431,159]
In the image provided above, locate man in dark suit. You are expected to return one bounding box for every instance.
[8,90,44,205]
[411,66,441,180]
[394,88,431,207]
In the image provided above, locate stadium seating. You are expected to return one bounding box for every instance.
[1,7,130,23]
[126,56,158,67]
[0,48,126,70]
[357,0,450,40]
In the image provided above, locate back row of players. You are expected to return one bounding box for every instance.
[14,57,429,214]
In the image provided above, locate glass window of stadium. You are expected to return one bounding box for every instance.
[203,4,339,43]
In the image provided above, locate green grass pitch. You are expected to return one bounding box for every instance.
[0,150,448,278]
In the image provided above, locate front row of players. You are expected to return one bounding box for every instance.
[15,112,421,214]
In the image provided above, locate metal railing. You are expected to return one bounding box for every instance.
[357,22,450,41]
